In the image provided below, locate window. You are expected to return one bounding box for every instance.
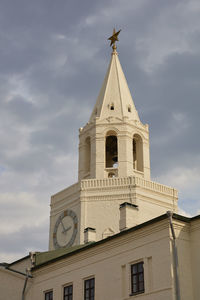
[64,284,73,300]
[131,262,144,295]
[84,137,91,174]
[133,134,143,172]
[106,135,118,168]
[45,291,53,300]
[84,278,95,300]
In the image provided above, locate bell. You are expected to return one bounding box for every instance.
[112,155,118,163]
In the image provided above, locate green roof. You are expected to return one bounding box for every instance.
[35,243,94,267]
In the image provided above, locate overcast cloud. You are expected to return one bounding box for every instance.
[0,0,200,262]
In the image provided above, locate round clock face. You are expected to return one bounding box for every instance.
[53,209,78,249]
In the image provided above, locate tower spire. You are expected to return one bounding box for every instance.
[89,29,140,123]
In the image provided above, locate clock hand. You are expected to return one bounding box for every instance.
[62,226,72,234]
[60,220,66,232]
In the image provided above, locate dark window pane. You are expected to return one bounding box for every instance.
[132,265,137,274]
[90,279,94,288]
[139,281,144,291]
[138,263,143,272]
[139,273,144,281]
[133,284,137,293]
[86,290,89,297]
[133,275,137,283]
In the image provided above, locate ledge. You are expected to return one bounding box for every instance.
[81,176,178,197]
[84,227,96,232]
[120,202,138,209]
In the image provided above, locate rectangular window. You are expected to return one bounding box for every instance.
[45,290,53,300]
[84,278,95,300]
[131,262,145,295]
[64,284,73,300]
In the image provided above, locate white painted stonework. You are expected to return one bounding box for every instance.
[49,46,178,250]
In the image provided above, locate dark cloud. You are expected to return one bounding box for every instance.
[0,0,200,262]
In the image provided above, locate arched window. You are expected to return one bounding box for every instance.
[106,134,118,168]
[133,134,143,172]
[85,137,91,173]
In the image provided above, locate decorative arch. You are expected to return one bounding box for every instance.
[133,134,143,172]
[103,126,119,135]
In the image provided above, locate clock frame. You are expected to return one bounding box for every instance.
[53,209,78,249]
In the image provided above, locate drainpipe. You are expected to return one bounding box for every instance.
[167,211,181,300]
[22,268,30,300]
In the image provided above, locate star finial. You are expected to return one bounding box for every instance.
[108,28,121,50]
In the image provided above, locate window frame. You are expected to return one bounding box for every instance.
[63,284,73,300]
[130,261,145,296]
[44,290,53,300]
[84,277,95,300]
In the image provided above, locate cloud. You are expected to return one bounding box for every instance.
[0,0,200,262]
[156,164,200,215]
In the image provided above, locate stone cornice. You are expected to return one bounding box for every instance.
[51,176,178,208]
[81,176,178,198]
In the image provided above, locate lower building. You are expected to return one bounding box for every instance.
[17,213,199,300]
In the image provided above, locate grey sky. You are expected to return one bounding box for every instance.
[0,0,199,262]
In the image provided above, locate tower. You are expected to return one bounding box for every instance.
[49,30,178,251]
[78,42,150,181]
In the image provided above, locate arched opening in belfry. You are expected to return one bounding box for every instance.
[106,133,118,168]
[133,134,143,172]
[85,137,91,174]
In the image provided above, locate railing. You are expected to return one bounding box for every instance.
[81,176,178,197]
[52,175,178,201]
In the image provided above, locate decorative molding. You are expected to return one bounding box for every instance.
[80,176,178,197]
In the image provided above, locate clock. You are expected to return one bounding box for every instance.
[53,209,78,249]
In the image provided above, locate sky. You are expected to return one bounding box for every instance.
[0,0,200,263]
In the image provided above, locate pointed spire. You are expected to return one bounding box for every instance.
[89,32,140,123]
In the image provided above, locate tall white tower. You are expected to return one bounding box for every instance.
[78,42,150,181]
[49,31,178,251]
